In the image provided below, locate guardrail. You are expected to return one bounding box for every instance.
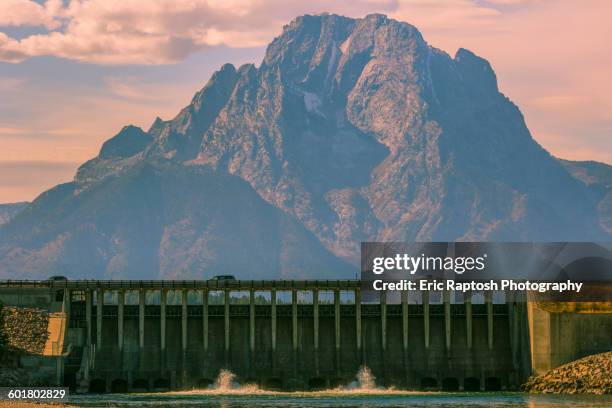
[0,279,361,290]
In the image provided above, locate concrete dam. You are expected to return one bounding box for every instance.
[0,279,549,393]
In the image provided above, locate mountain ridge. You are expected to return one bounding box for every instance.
[0,13,609,279]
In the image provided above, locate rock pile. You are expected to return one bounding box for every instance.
[1,307,49,355]
[523,351,611,394]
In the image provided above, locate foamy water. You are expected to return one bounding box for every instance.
[213,369,238,391]
[345,366,378,390]
[171,366,417,396]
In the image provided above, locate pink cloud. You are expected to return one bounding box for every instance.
[0,0,398,64]
[0,0,62,29]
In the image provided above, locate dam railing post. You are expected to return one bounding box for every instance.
[486,291,493,350]
[224,289,230,367]
[423,290,430,349]
[313,288,319,374]
[465,290,472,349]
[96,289,104,347]
[334,288,341,375]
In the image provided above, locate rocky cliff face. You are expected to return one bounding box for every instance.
[0,14,609,279]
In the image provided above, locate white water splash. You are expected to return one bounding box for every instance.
[211,369,247,391]
[356,366,377,390]
[345,366,379,390]
[168,366,420,396]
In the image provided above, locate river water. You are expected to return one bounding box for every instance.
[63,392,612,408]
[64,367,611,408]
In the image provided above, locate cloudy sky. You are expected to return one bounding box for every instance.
[0,0,610,203]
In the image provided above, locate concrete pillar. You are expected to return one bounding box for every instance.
[444,289,451,352]
[96,289,104,347]
[55,356,63,386]
[355,289,362,352]
[249,289,255,352]
[380,291,387,350]
[334,289,341,373]
[512,301,520,368]
[292,290,298,351]
[85,290,92,348]
[202,290,208,352]
[423,290,430,349]
[465,290,473,349]
[486,291,493,350]
[224,290,230,364]
[160,289,167,352]
[182,289,188,351]
[313,288,319,373]
[118,290,124,350]
[271,290,277,352]
[401,289,408,350]
[270,289,277,373]
[139,289,145,349]
[62,289,71,316]
[312,289,319,352]
[509,300,519,369]
[401,289,409,382]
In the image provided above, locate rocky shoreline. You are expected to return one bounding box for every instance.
[523,351,611,394]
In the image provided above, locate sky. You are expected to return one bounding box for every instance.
[0,0,610,203]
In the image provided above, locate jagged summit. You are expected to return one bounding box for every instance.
[0,14,609,279]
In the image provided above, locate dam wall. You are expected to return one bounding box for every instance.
[7,280,610,392]
[46,280,530,392]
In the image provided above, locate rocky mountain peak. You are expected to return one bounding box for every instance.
[99,125,151,159]
[0,13,609,280]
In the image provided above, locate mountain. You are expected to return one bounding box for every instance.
[0,202,28,226]
[0,13,609,279]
